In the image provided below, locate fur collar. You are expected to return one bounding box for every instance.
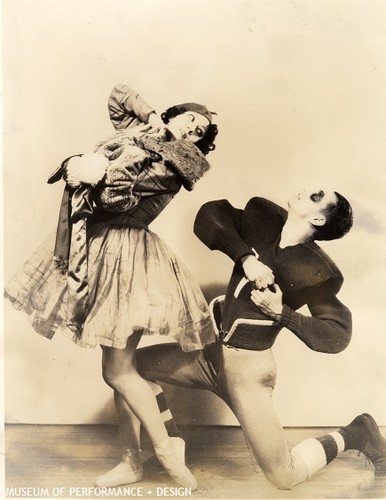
[138,137,210,190]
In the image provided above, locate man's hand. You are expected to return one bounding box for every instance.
[251,284,283,321]
[241,255,275,290]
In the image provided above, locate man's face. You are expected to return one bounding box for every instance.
[288,189,337,221]
[165,112,210,143]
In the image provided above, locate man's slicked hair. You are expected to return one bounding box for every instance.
[313,192,353,241]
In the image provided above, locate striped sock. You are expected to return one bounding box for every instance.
[149,382,180,437]
[337,428,353,451]
[292,431,345,477]
[337,417,366,451]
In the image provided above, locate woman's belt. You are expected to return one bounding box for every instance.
[88,210,149,230]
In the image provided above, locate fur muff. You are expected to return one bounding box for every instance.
[65,153,109,188]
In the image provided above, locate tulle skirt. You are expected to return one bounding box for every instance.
[4,222,215,351]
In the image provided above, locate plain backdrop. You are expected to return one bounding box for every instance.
[2,0,386,426]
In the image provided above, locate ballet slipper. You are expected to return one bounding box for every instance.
[155,437,198,490]
[94,449,143,487]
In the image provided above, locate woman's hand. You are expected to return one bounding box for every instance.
[148,112,165,130]
[251,284,283,321]
[241,254,275,290]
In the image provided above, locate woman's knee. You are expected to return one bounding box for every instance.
[102,361,135,390]
[101,343,138,389]
[102,364,118,389]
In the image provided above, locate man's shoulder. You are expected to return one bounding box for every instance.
[243,197,287,228]
[245,196,286,215]
[303,243,344,287]
[238,197,286,244]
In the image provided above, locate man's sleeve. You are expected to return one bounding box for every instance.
[193,199,255,262]
[108,84,155,130]
[279,279,352,353]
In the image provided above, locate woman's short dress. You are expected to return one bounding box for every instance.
[4,219,215,352]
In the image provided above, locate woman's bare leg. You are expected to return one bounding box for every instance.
[101,331,168,446]
[95,392,143,487]
[115,390,141,448]
[100,332,197,488]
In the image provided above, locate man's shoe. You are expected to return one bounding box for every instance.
[343,413,386,476]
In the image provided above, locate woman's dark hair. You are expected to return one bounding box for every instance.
[161,105,218,155]
[313,192,353,241]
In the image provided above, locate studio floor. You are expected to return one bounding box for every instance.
[4,424,386,500]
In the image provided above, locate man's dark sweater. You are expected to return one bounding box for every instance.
[194,197,352,353]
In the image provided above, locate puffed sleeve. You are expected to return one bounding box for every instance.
[194,199,255,262]
[108,84,156,130]
[279,278,352,353]
[93,144,151,212]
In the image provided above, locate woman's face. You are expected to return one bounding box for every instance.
[165,112,210,143]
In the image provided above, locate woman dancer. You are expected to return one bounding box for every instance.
[5,83,218,489]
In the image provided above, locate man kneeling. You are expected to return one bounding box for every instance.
[96,187,386,489]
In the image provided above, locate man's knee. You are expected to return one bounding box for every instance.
[263,468,296,490]
[262,453,308,490]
